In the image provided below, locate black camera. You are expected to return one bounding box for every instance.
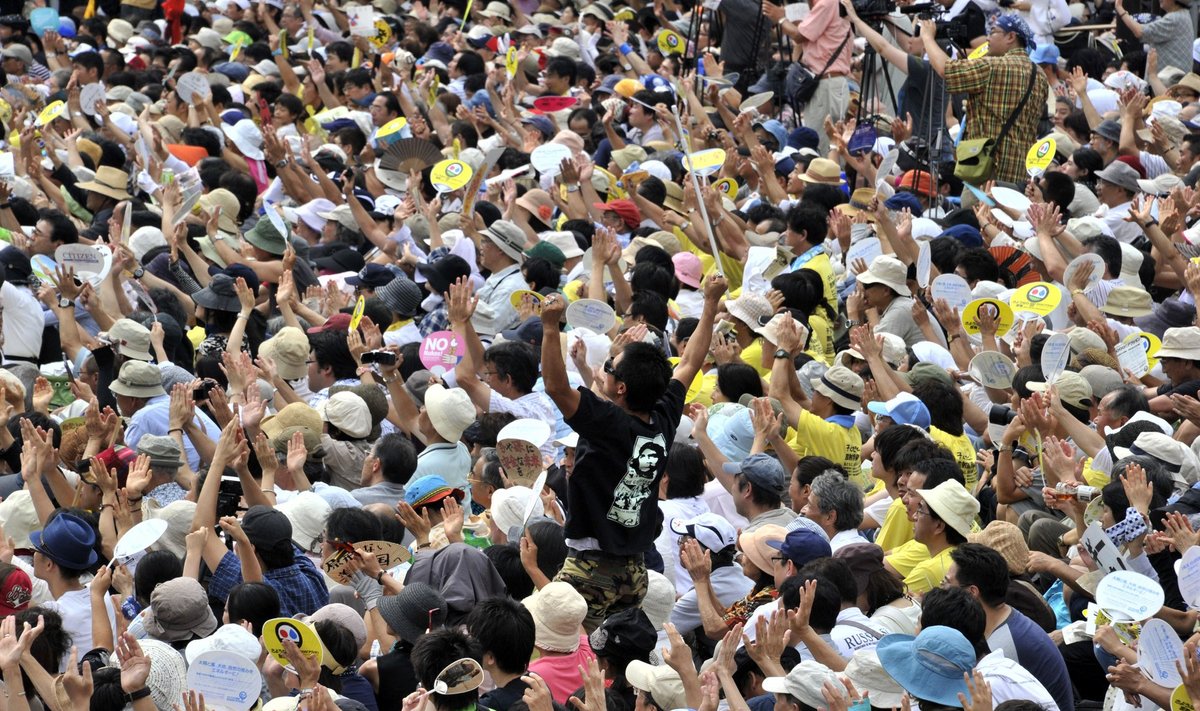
[218,476,243,519]
[194,378,219,401]
[361,350,398,366]
[851,0,897,17]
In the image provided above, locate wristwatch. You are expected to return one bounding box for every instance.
[57,296,71,309]
[124,688,151,703]
[774,348,790,359]
[131,267,145,279]
[845,319,859,328]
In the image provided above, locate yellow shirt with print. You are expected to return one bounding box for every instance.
[930,427,979,491]
[799,251,838,315]
[877,497,915,554]
[806,312,835,366]
[903,545,956,595]
[788,409,862,476]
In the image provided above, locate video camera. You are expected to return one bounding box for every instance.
[899,2,975,47]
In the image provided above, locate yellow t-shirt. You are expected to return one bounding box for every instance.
[739,339,772,378]
[903,545,956,595]
[799,252,838,315]
[877,497,915,554]
[789,409,862,475]
[806,312,836,366]
[886,538,929,578]
[1082,457,1110,489]
[930,427,979,491]
[676,228,745,293]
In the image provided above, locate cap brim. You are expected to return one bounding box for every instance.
[761,677,791,695]
[866,401,890,417]
[765,538,786,551]
[721,462,743,475]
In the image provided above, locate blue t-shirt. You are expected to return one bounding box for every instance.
[987,608,1074,711]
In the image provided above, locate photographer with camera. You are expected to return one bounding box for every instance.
[768,0,853,152]
[841,0,952,165]
[921,13,1048,186]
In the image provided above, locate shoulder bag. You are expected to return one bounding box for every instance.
[954,62,1038,186]
[785,28,852,107]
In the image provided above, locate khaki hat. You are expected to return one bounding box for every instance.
[842,650,905,708]
[317,391,372,439]
[663,181,685,214]
[0,490,38,548]
[915,480,980,539]
[199,188,240,234]
[137,435,183,470]
[845,332,906,368]
[762,661,844,710]
[104,318,153,361]
[737,523,787,574]
[542,231,584,259]
[611,145,647,171]
[1155,326,1200,359]
[259,326,309,381]
[155,115,186,144]
[1067,327,1107,355]
[799,158,845,185]
[1028,371,1094,409]
[261,402,323,451]
[1101,286,1153,318]
[275,491,332,552]
[523,582,587,653]
[481,220,526,262]
[1174,73,1200,96]
[812,365,864,412]
[627,661,688,710]
[856,255,909,295]
[969,521,1030,575]
[77,166,132,201]
[142,578,219,642]
[424,384,475,443]
[836,188,879,219]
[110,361,166,399]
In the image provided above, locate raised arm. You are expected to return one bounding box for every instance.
[449,279,491,412]
[673,272,727,387]
[539,294,581,419]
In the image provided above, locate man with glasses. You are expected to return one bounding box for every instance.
[904,475,979,596]
[884,458,968,591]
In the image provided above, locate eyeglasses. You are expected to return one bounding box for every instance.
[770,555,785,563]
[603,358,616,376]
[914,506,932,518]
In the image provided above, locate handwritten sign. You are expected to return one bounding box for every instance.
[497,438,543,487]
[418,330,465,376]
[321,540,409,584]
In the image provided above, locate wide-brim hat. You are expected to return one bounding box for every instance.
[811,365,864,412]
[377,582,448,643]
[424,384,476,442]
[855,255,909,295]
[192,273,242,313]
[76,166,132,201]
[876,628,974,707]
[244,216,288,255]
[914,480,980,540]
[30,512,98,570]
[1155,326,1200,359]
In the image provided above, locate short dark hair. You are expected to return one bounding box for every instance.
[794,456,844,487]
[482,544,532,599]
[920,586,985,648]
[780,574,840,633]
[374,433,417,486]
[411,629,484,711]
[955,248,999,285]
[664,443,705,499]
[465,598,535,675]
[629,290,669,331]
[1082,234,1122,279]
[949,543,1010,606]
[344,67,373,89]
[545,56,578,83]
[615,341,672,413]
[182,126,222,157]
[912,379,964,436]
[226,582,281,637]
[133,550,182,607]
[716,363,763,403]
[455,51,485,76]
[309,331,358,380]
[71,50,104,77]
[914,458,966,489]
[327,508,383,545]
[787,207,827,246]
[893,440,955,478]
[799,558,858,604]
[484,341,539,394]
[36,208,78,246]
[874,425,928,472]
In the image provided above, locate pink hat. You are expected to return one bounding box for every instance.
[673,252,702,288]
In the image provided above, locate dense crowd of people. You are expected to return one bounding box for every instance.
[0,0,1194,710]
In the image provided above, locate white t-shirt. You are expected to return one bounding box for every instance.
[48,588,117,666]
[0,282,44,361]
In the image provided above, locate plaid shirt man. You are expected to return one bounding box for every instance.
[944,48,1049,184]
[208,547,329,617]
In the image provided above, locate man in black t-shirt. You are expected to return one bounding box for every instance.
[539,270,725,631]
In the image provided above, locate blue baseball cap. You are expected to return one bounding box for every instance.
[345,263,397,289]
[1030,44,1060,65]
[939,223,984,248]
[758,119,788,151]
[766,527,832,568]
[867,392,931,429]
[789,126,819,151]
[877,627,976,707]
[722,453,787,496]
[884,191,923,215]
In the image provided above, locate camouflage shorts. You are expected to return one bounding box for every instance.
[554,551,647,633]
